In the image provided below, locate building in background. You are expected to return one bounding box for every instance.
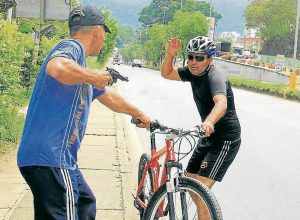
[220,31,241,42]
[244,28,258,38]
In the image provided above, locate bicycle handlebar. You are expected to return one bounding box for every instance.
[131,119,205,137]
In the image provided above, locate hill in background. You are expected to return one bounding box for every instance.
[213,0,249,36]
[80,0,249,36]
[80,0,151,26]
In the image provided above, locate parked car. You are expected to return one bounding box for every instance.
[132,59,142,68]
[242,50,251,59]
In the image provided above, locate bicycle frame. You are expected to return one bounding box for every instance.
[135,130,177,215]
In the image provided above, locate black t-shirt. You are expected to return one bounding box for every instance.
[178,65,241,141]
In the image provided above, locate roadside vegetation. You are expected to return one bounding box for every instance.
[229,77,300,101]
[117,0,299,101]
[0,4,118,153]
[245,0,298,59]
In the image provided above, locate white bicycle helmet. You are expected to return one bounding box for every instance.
[186,36,217,56]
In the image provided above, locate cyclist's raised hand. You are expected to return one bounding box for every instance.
[166,38,181,57]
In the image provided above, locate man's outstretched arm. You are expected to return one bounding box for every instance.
[46,57,112,90]
[97,89,151,128]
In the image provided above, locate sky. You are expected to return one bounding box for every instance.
[80,0,249,35]
[213,0,249,35]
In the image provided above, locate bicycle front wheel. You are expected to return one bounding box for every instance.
[143,177,222,220]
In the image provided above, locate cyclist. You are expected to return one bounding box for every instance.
[17,5,150,220]
[161,36,241,218]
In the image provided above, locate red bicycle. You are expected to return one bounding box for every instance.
[133,120,222,220]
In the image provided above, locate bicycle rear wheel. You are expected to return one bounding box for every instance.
[138,153,154,219]
[143,177,222,220]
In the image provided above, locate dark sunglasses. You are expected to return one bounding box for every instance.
[187,54,207,62]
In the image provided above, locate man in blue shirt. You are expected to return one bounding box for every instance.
[17,5,150,220]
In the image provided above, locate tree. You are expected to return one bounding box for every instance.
[138,0,221,27]
[245,0,296,38]
[168,11,208,63]
[0,20,34,94]
[116,26,135,48]
[172,0,221,20]
[244,0,298,56]
[120,43,144,64]
[143,24,168,66]
[139,0,175,26]
[96,10,119,66]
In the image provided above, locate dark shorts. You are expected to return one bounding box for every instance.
[186,137,241,182]
[19,166,96,220]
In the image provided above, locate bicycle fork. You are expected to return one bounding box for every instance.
[165,161,186,220]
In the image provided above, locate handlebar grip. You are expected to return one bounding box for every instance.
[131,118,142,125]
[195,125,206,137]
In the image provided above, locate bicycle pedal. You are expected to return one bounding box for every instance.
[132,194,139,209]
[133,194,143,211]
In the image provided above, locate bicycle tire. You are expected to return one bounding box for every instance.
[138,153,155,219]
[143,176,223,220]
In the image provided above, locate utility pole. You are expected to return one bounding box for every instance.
[33,0,45,64]
[154,2,172,25]
[209,0,213,17]
[293,0,300,69]
[181,0,183,11]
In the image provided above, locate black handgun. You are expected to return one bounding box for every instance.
[106,67,129,86]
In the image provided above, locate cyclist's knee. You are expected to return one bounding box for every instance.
[187,172,215,189]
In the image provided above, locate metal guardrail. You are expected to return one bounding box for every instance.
[214,58,290,84]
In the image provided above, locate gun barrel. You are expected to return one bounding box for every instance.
[106,67,129,85]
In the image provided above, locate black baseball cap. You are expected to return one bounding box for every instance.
[68,5,111,33]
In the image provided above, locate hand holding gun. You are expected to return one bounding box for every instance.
[106,67,129,86]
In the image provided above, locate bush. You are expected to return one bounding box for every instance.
[0,20,34,94]
[0,104,24,152]
[0,19,60,153]
[253,61,260,66]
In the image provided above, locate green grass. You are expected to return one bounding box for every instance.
[229,76,300,100]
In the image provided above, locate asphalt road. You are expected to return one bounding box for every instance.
[113,64,300,220]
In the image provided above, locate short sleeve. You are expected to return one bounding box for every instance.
[208,67,227,97]
[92,86,107,101]
[178,66,193,82]
[48,40,83,63]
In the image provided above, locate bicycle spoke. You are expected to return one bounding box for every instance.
[144,179,222,220]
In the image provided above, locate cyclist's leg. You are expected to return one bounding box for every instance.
[186,137,241,182]
[185,139,215,219]
[187,173,215,188]
[19,166,76,220]
[186,173,216,219]
[202,138,241,182]
[76,168,96,220]
[186,138,241,219]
